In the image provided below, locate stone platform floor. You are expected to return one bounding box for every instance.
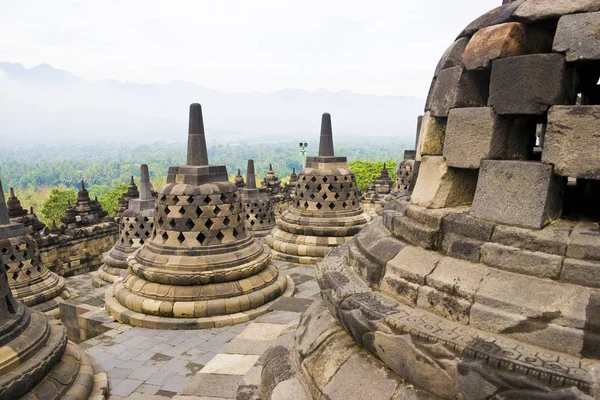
[64,261,319,399]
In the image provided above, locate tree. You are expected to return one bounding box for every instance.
[95,183,128,216]
[348,160,397,192]
[40,187,77,227]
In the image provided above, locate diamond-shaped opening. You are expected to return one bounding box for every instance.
[125,231,131,237]
[220,194,228,203]
[140,239,145,245]
[334,193,340,200]
[214,205,221,215]
[233,228,241,239]
[195,206,203,217]
[223,216,231,226]
[246,214,251,219]
[173,195,180,204]
[196,232,206,244]
[134,232,140,238]
[323,176,328,183]
[349,183,353,189]
[185,219,195,230]
[316,184,322,191]
[342,201,348,208]
[237,215,242,223]
[250,220,256,226]
[346,192,351,199]
[169,219,176,229]
[128,239,135,245]
[186,196,194,205]
[304,201,309,209]
[204,195,212,204]
[344,176,349,181]
[161,232,169,242]
[177,232,186,244]
[334,176,339,182]
[178,206,186,216]
[163,206,170,215]
[329,202,335,210]
[352,200,356,206]
[328,184,335,191]
[215,231,225,242]
[321,193,327,200]
[316,203,322,210]
[1,248,7,254]
[160,195,167,201]
[205,219,214,229]
[157,217,163,225]
[9,254,16,261]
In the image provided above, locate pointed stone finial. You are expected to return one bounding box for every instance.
[30,207,34,214]
[383,162,387,169]
[269,163,273,171]
[187,103,209,166]
[0,181,10,225]
[247,159,257,189]
[318,113,334,157]
[238,168,241,176]
[9,187,15,198]
[130,176,135,185]
[293,168,296,174]
[81,180,85,190]
[139,164,152,201]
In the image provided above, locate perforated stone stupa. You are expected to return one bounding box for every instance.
[0,181,69,317]
[7,187,45,234]
[240,159,276,238]
[362,163,395,215]
[261,2,600,399]
[265,113,371,264]
[105,104,291,329]
[0,234,108,399]
[96,165,155,285]
[113,176,139,220]
[61,181,108,230]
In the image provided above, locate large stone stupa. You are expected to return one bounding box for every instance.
[96,165,155,286]
[265,113,371,264]
[105,104,291,329]
[240,159,276,238]
[0,181,70,317]
[0,182,107,399]
[261,2,600,399]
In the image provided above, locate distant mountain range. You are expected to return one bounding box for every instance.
[0,62,425,147]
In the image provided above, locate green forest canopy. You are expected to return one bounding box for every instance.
[2,139,410,226]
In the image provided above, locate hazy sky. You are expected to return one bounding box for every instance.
[0,0,499,97]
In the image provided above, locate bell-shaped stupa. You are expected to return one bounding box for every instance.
[239,159,276,238]
[105,104,291,329]
[265,113,371,264]
[266,2,600,398]
[0,181,69,317]
[96,165,155,285]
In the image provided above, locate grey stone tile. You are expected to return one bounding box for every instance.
[176,348,206,361]
[110,378,143,397]
[192,352,217,366]
[255,310,301,325]
[267,297,315,313]
[98,356,123,371]
[135,383,162,395]
[163,357,190,373]
[177,362,204,377]
[132,349,157,362]
[162,375,190,393]
[244,365,263,386]
[161,344,192,357]
[107,367,134,380]
[222,338,273,355]
[115,346,146,361]
[180,373,244,398]
[106,343,129,355]
[227,322,249,334]
[146,369,177,386]
[155,389,178,398]
[129,365,160,381]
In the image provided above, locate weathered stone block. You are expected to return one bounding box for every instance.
[441,233,483,263]
[416,285,471,324]
[463,22,553,70]
[385,245,442,285]
[459,0,525,38]
[471,160,565,229]
[561,258,600,289]
[391,214,440,250]
[566,221,600,261]
[553,12,600,61]
[444,107,530,169]
[514,0,600,22]
[442,212,495,242]
[480,242,563,279]
[425,256,487,301]
[542,106,600,179]
[429,66,490,118]
[491,220,571,255]
[489,54,576,115]
[434,37,469,77]
[415,112,446,161]
[412,156,478,209]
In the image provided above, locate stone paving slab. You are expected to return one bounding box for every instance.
[68,259,317,399]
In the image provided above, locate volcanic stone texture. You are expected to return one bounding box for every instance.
[415,112,446,161]
[443,107,532,168]
[462,22,553,70]
[429,66,490,118]
[553,11,600,62]
[471,160,565,229]
[514,0,600,22]
[542,106,600,179]
[411,156,478,209]
[488,54,577,115]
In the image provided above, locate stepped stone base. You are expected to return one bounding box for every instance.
[105,275,295,329]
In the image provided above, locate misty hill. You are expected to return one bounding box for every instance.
[0,62,425,147]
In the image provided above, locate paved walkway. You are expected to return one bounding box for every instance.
[69,261,318,399]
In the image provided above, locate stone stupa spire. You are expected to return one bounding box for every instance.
[187,103,209,166]
[318,112,335,157]
[247,159,257,189]
[0,181,10,225]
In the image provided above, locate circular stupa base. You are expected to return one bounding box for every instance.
[28,287,71,318]
[247,226,275,238]
[268,247,321,265]
[93,264,127,287]
[104,275,294,329]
